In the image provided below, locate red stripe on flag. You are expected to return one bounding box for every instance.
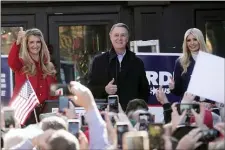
[18,95,38,124]
[9,80,39,125]
[21,100,39,125]
[14,96,29,119]
[17,95,35,121]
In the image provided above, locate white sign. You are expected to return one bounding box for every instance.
[187,52,225,103]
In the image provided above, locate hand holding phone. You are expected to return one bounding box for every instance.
[176,103,200,116]
[199,129,220,142]
[68,119,80,138]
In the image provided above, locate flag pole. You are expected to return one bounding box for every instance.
[33,108,38,123]
[26,76,39,124]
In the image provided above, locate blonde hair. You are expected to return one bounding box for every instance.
[180,28,212,74]
[20,28,56,77]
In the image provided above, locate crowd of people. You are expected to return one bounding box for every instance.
[1,81,224,150]
[0,23,224,150]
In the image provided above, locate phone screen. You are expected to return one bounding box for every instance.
[68,122,79,137]
[177,104,200,116]
[4,110,15,128]
[59,96,69,112]
[117,124,129,149]
[148,124,164,150]
[139,113,153,122]
[139,113,154,131]
[108,96,118,113]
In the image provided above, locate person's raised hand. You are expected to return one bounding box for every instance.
[16,27,26,45]
[156,86,169,105]
[181,92,195,103]
[171,103,187,131]
[69,81,97,111]
[176,128,203,150]
[191,103,206,128]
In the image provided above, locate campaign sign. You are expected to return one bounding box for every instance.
[136,53,181,105]
[1,55,13,105]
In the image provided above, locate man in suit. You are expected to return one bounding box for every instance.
[87,23,149,110]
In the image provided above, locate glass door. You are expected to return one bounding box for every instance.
[48,14,118,85]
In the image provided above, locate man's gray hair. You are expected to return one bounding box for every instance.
[48,129,79,150]
[110,23,129,34]
[40,116,68,131]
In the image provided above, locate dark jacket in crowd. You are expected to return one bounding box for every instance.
[171,56,195,97]
[87,47,150,110]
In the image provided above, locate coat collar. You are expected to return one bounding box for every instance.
[109,47,117,63]
[108,46,134,63]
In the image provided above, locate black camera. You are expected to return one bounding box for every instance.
[199,129,220,142]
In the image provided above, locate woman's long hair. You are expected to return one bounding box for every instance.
[180,28,212,74]
[20,28,56,77]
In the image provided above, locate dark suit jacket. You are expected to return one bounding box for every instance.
[171,56,215,103]
[171,56,195,97]
[87,47,150,110]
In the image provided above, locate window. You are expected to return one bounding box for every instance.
[58,25,108,84]
[1,27,22,55]
[206,21,225,57]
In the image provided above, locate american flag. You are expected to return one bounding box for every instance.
[10,80,40,125]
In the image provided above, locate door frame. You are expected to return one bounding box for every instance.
[195,9,225,38]
[195,9,225,57]
[2,15,35,30]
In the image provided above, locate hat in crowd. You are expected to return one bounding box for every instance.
[190,109,213,129]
